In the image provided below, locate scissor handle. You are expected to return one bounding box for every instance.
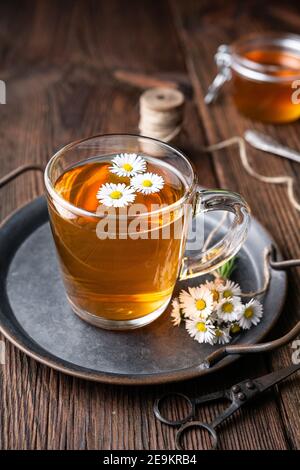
[153,392,195,426]
[176,421,218,451]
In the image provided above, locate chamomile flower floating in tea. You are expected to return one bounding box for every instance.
[219,280,241,300]
[170,298,183,326]
[179,286,213,320]
[96,183,136,208]
[185,318,215,345]
[237,299,263,330]
[109,153,146,177]
[217,297,241,322]
[214,327,231,345]
[98,156,165,207]
[130,172,164,194]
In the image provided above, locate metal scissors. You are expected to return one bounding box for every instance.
[154,363,300,450]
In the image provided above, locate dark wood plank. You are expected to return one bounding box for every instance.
[0,0,298,450]
[0,0,214,451]
[171,0,300,449]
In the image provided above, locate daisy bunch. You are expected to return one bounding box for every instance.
[170,298,183,326]
[170,258,264,346]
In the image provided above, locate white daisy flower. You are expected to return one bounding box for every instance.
[130,172,164,194]
[109,153,146,177]
[96,183,136,208]
[219,280,241,300]
[186,318,215,345]
[205,279,223,305]
[179,286,213,320]
[237,299,263,330]
[217,297,242,322]
[213,327,231,345]
[170,298,182,326]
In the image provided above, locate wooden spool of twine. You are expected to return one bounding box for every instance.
[139,88,185,143]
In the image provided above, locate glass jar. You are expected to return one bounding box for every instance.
[206,33,300,123]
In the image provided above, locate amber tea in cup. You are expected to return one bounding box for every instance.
[51,155,185,322]
[45,134,250,330]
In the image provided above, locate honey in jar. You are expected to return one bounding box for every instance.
[209,34,300,123]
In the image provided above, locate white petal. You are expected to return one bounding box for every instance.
[109,153,146,177]
[130,172,164,194]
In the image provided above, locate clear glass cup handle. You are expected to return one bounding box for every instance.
[179,189,251,280]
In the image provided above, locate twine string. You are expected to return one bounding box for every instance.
[202,136,300,212]
[198,136,293,297]
[139,88,184,142]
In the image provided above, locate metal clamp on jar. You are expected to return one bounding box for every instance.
[206,33,300,123]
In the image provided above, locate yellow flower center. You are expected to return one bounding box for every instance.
[230,323,241,334]
[142,179,153,187]
[222,301,233,314]
[110,190,123,200]
[196,322,207,332]
[215,329,222,337]
[223,289,232,298]
[196,299,206,311]
[211,289,219,302]
[122,163,133,172]
[244,307,254,319]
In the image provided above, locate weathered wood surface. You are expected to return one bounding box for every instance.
[0,0,299,449]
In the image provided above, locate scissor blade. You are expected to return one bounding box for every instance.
[194,390,227,405]
[254,364,300,393]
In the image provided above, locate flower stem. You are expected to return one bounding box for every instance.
[216,256,237,280]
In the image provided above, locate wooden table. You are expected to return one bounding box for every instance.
[0,0,299,450]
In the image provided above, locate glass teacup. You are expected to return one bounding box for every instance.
[44,134,250,330]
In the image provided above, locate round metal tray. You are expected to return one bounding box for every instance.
[0,196,287,385]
